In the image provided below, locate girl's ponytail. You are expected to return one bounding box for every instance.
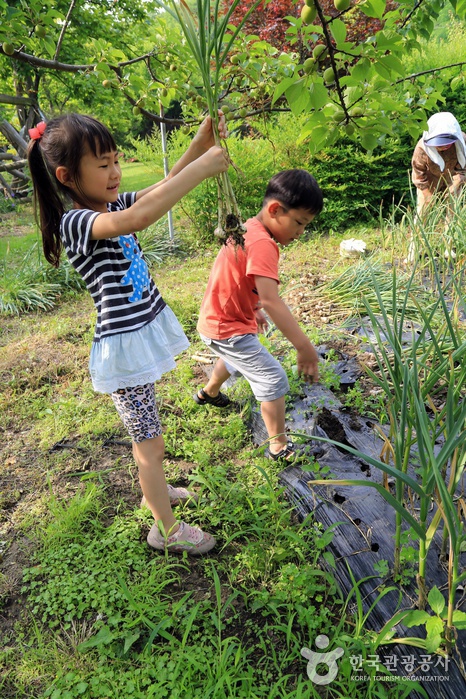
[27,137,65,267]
[27,114,117,267]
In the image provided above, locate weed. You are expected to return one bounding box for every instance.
[343,381,388,422]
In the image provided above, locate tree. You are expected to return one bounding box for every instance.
[1,0,466,156]
[224,0,398,50]
[223,0,300,49]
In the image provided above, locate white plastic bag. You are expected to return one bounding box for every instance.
[339,238,367,258]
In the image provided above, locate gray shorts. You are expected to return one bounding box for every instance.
[200,333,289,402]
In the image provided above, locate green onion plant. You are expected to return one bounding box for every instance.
[307,252,466,652]
[155,0,261,244]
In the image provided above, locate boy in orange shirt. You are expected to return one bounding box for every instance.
[194,169,323,461]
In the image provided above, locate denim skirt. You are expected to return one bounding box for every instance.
[89,305,189,394]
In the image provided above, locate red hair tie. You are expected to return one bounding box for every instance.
[28,121,47,141]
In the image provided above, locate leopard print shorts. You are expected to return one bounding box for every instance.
[111,383,162,443]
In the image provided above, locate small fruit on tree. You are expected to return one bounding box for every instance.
[344,123,355,135]
[231,54,240,65]
[102,79,111,88]
[334,0,350,10]
[303,58,316,75]
[35,25,47,38]
[313,44,328,61]
[323,67,335,83]
[332,109,345,123]
[132,106,141,115]
[2,42,15,55]
[181,125,191,134]
[239,107,247,118]
[301,4,317,24]
[170,64,177,72]
[349,106,363,117]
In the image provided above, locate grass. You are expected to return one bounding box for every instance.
[119,160,159,192]
[1,191,462,697]
[0,231,38,261]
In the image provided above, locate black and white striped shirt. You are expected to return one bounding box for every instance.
[60,193,165,342]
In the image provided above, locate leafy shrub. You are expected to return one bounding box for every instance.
[307,137,413,230]
[136,222,182,265]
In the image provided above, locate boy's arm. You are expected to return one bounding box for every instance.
[255,275,319,382]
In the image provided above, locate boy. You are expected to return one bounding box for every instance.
[193,169,324,461]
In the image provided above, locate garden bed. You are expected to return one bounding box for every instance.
[248,352,466,698]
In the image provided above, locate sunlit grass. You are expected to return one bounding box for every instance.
[119,160,158,192]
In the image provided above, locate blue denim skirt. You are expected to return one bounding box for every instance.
[89,305,189,393]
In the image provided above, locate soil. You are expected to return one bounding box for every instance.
[0,228,373,637]
[2,223,464,697]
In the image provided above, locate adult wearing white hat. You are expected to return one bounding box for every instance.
[411,111,466,219]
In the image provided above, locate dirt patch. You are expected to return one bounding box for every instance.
[0,212,34,238]
[0,334,88,393]
[0,537,34,639]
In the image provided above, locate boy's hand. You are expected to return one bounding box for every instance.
[192,112,228,151]
[198,145,229,178]
[296,344,319,383]
[255,309,269,334]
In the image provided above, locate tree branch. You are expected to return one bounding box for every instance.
[0,93,37,106]
[394,61,466,84]
[54,0,78,61]
[400,0,426,29]
[0,47,156,72]
[314,0,349,122]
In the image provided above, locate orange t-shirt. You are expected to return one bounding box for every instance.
[197,217,280,340]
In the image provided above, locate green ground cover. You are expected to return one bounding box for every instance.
[119,160,160,193]
[1,164,465,699]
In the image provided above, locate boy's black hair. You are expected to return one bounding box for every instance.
[262,169,323,215]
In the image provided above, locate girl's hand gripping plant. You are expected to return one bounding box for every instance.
[157,0,261,246]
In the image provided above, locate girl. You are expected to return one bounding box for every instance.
[27,113,229,555]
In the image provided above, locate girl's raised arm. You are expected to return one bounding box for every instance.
[90,144,228,240]
[135,113,228,200]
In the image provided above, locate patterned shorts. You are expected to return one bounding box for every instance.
[111,383,162,443]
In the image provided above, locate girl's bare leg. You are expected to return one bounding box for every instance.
[132,435,178,534]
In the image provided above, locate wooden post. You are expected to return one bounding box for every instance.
[0,120,28,158]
